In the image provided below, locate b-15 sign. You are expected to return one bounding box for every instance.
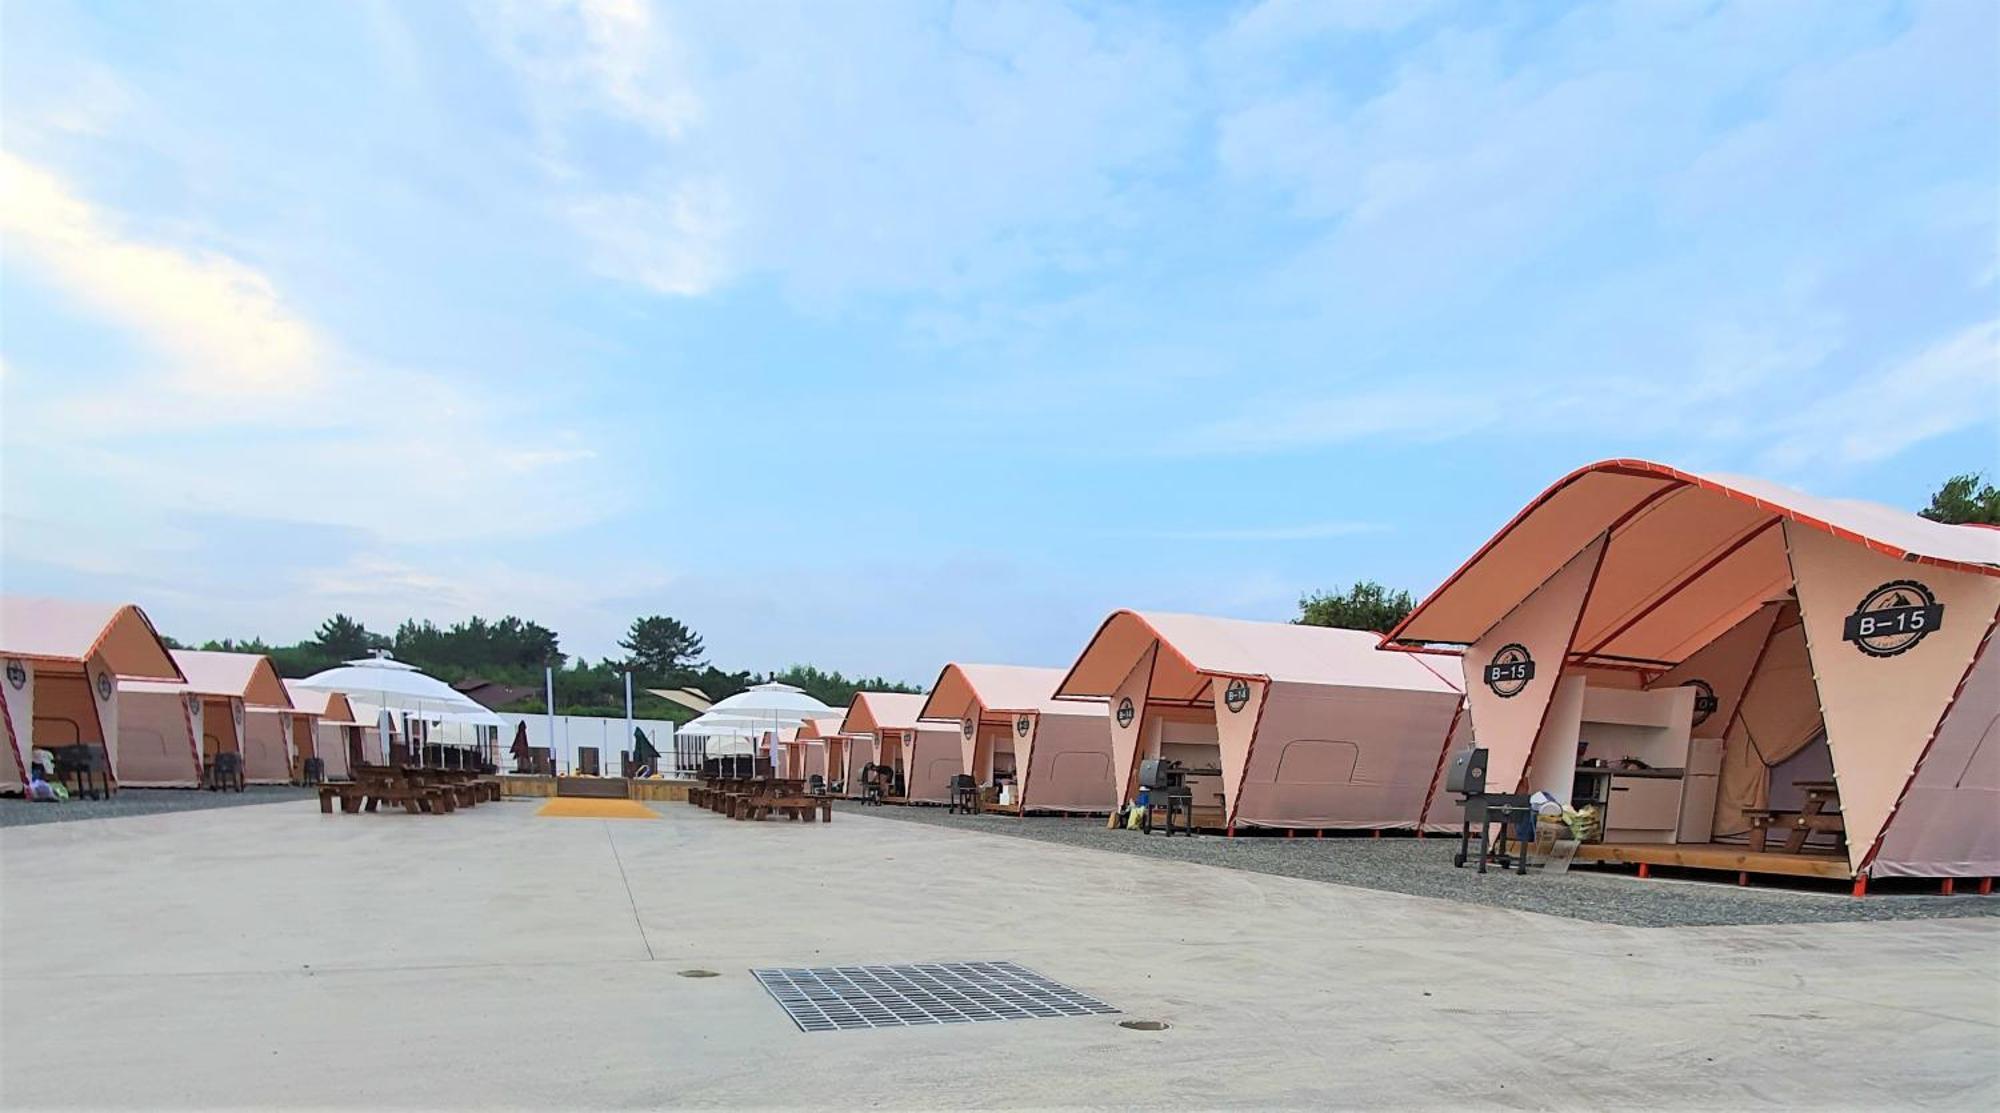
[1843,581,1944,658]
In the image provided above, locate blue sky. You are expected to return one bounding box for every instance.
[2,0,1995,683]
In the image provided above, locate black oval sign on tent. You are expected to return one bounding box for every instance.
[1843,580,1944,658]
[1683,679,1719,726]
[1016,715,1031,737]
[95,672,113,701]
[1223,678,1251,713]
[1116,697,1135,728]
[961,717,975,739]
[4,660,24,690]
[1483,643,1535,698]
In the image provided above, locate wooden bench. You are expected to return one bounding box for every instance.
[318,782,366,814]
[351,766,453,816]
[734,780,826,822]
[1745,781,1845,854]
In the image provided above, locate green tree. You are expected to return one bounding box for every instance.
[314,614,386,661]
[619,616,706,678]
[1295,580,1415,633]
[1919,472,2000,525]
[769,664,921,707]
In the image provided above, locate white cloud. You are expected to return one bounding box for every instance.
[1763,320,2000,470]
[0,151,320,398]
[1133,521,1390,542]
[0,150,614,542]
[1183,389,1503,454]
[478,0,1193,302]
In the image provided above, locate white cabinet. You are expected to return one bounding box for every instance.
[1605,775,1682,844]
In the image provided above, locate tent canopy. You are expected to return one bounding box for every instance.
[1385,459,2000,668]
[920,663,1103,723]
[0,597,182,679]
[141,650,294,707]
[841,691,931,735]
[794,716,845,740]
[1058,610,1462,704]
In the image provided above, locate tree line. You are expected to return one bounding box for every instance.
[169,612,918,721]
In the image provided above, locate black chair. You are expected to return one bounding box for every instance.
[204,753,245,793]
[807,774,826,795]
[861,764,886,805]
[947,774,979,815]
[301,757,326,786]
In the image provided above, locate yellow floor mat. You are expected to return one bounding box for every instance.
[536,798,659,820]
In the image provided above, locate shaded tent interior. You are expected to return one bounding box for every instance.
[919,662,1114,813]
[0,598,183,793]
[1056,610,1467,832]
[1384,459,2000,880]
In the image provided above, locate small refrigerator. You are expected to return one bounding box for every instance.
[1677,738,1724,842]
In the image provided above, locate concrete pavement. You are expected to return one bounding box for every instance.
[3,798,1996,1109]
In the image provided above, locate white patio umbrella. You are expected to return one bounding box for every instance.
[293,656,504,755]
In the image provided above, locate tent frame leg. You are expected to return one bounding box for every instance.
[1636,863,1650,880]
[1851,875,1868,899]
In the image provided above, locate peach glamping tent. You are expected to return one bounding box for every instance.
[283,683,364,780]
[793,716,849,790]
[1056,608,1464,832]
[0,598,183,794]
[125,650,296,785]
[840,692,959,804]
[1383,459,2000,888]
[919,663,1114,813]
[1056,610,1467,833]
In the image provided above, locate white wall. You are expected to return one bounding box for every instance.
[498,714,677,775]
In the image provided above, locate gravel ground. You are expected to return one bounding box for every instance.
[839,803,2000,928]
[0,786,312,828]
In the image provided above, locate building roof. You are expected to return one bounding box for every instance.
[0,597,182,679]
[1057,610,1463,705]
[1385,459,2000,664]
[918,663,1104,723]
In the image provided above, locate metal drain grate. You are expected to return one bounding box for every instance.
[750,961,1118,1032]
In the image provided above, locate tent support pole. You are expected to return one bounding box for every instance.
[1851,874,1868,899]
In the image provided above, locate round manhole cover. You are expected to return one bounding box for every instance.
[677,969,720,979]
[1118,1019,1170,1031]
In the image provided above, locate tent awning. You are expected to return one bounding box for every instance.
[1057,610,1463,704]
[0,598,182,680]
[1385,459,2000,667]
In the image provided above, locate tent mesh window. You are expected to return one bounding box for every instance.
[749,961,1118,1032]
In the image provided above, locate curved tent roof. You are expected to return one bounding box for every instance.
[1384,459,2000,667]
[840,691,933,735]
[794,716,848,741]
[291,657,503,725]
[283,683,362,725]
[123,649,293,707]
[919,663,1103,722]
[1057,610,1462,704]
[0,597,182,679]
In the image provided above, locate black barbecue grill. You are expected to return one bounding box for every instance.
[1446,747,1535,875]
[1138,758,1207,836]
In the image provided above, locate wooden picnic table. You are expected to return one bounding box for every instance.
[1746,780,1844,854]
[320,764,465,816]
